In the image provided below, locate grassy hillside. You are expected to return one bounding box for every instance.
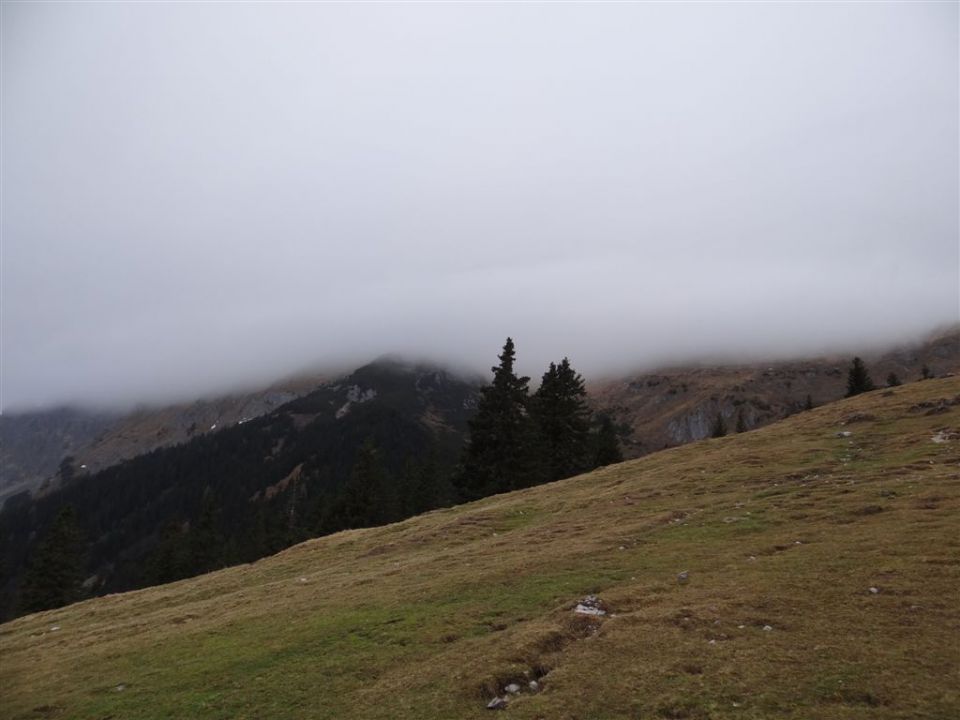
[2,378,958,720]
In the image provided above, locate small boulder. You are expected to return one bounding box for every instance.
[762,625,773,631]
[677,571,689,584]
[487,697,508,710]
[574,595,607,616]
[529,680,540,692]
[504,683,521,694]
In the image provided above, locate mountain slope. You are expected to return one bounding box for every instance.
[2,377,957,719]
[0,409,119,504]
[0,360,480,615]
[589,328,959,456]
[0,371,331,504]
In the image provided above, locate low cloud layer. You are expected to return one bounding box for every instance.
[2,2,957,411]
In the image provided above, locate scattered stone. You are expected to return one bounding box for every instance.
[574,595,607,616]
[487,697,508,710]
[298,577,307,583]
[747,556,756,561]
[504,683,521,694]
[528,680,540,692]
[737,624,745,629]
[50,626,60,632]
[677,571,689,584]
[619,545,626,551]
[794,541,802,545]
[869,587,880,594]
[762,625,773,631]
[114,684,126,692]
[708,639,716,645]
[836,431,853,438]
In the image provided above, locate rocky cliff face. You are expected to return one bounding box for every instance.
[589,329,960,456]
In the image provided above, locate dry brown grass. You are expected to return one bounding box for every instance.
[2,378,959,719]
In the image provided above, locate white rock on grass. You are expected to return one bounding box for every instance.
[574,595,607,616]
[529,680,540,692]
[486,697,508,710]
[762,625,773,631]
[504,683,521,694]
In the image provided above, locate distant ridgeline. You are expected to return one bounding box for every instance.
[0,346,622,620]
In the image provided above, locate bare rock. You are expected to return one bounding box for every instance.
[574,594,607,616]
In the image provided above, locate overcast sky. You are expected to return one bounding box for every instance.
[2,1,957,411]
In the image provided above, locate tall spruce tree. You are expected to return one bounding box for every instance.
[190,490,224,574]
[711,412,728,438]
[735,410,748,433]
[339,439,399,529]
[593,415,623,467]
[531,358,592,482]
[845,357,875,397]
[457,338,535,498]
[19,506,87,614]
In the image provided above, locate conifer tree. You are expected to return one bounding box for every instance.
[531,358,591,482]
[19,506,87,614]
[592,415,623,467]
[406,453,454,516]
[735,410,747,433]
[457,338,535,498]
[340,439,399,529]
[149,520,189,585]
[804,394,814,411]
[190,489,225,574]
[886,372,901,387]
[845,357,875,397]
[711,412,728,438]
[921,365,933,380]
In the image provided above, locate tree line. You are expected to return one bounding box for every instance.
[12,345,931,616]
[8,343,622,617]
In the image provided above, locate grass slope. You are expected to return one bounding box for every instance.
[2,379,958,720]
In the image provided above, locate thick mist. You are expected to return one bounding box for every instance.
[2,2,957,411]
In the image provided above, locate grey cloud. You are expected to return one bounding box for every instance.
[2,2,957,410]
